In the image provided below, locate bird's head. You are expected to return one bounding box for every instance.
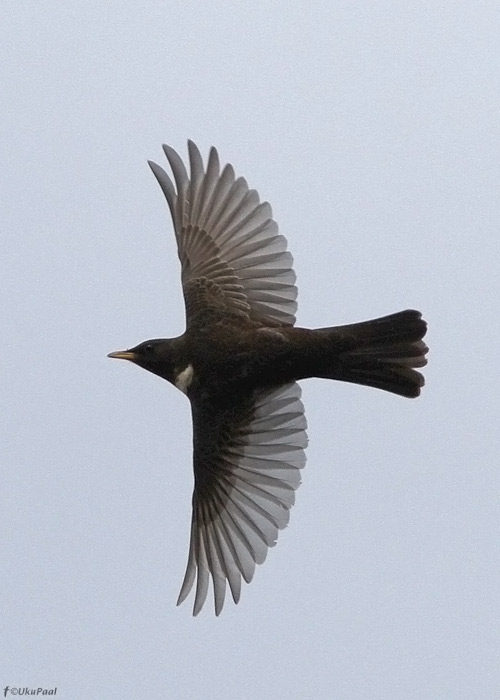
[108,338,177,384]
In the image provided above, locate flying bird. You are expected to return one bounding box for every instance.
[108,141,428,616]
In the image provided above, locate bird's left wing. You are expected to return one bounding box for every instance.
[178,382,307,615]
[148,141,297,328]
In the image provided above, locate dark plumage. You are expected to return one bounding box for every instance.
[108,141,428,615]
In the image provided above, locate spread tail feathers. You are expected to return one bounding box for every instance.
[327,310,428,398]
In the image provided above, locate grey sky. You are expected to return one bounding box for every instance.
[2,2,499,698]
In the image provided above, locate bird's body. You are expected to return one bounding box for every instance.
[109,141,428,615]
[127,312,426,400]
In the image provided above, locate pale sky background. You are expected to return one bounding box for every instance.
[2,2,499,699]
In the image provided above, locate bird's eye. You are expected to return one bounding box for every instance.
[144,343,154,353]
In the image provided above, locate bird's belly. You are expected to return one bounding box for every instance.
[187,332,294,396]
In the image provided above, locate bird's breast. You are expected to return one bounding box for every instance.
[174,364,195,394]
[179,327,296,398]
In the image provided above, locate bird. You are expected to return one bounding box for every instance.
[108,140,428,616]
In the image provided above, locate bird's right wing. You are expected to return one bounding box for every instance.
[179,382,307,616]
[148,141,297,329]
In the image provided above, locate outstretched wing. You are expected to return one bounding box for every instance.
[148,141,297,328]
[179,383,307,616]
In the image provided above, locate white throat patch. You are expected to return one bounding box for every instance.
[175,364,194,394]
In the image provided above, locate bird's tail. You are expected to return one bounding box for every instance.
[321,310,428,398]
